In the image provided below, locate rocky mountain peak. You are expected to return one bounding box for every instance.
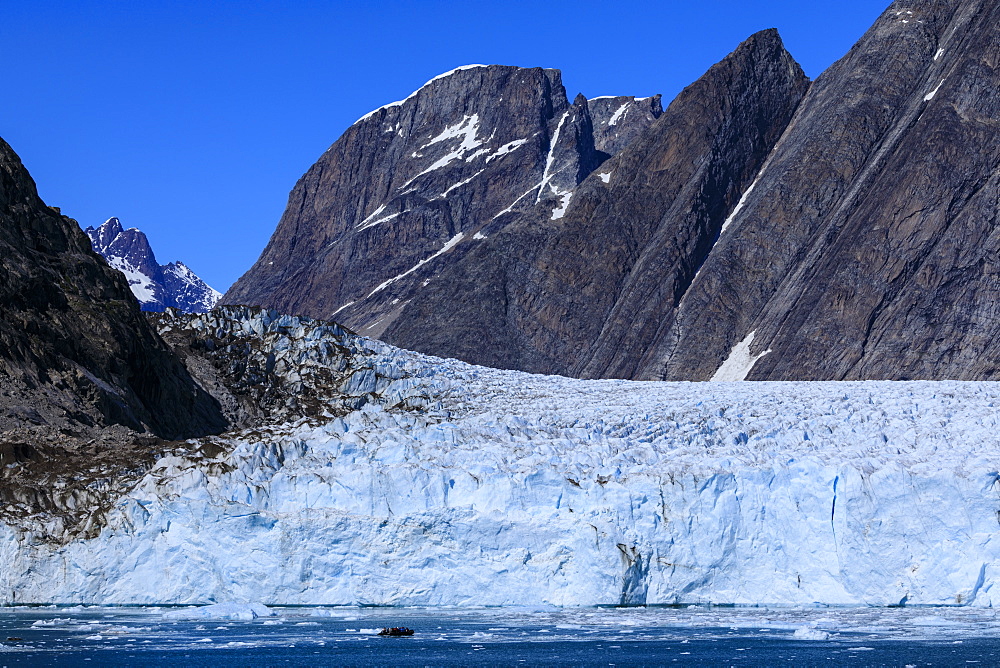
[381,28,810,376]
[225,7,1000,383]
[85,217,221,313]
[223,64,663,336]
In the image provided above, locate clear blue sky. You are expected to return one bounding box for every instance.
[1,0,889,292]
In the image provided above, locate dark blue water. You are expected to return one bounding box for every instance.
[2,605,997,666]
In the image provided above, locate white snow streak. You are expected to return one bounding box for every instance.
[356,211,403,232]
[356,203,388,230]
[934,48,945,60]
[711,331,772,381]
[420,114,481,150]
[720,174,762,236]
[924,79,944,101]
[366,233,465,297]
[331,301,355,317]
[536,110,571,204]
[436,169,486,199]
[599,172,611,184]
[410,115,484,179]
[607,102,629,127]
[493,183,543,220]
[486,139,529,162]
[473,231,487,240]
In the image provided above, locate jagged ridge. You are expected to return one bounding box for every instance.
[86,217,221,313]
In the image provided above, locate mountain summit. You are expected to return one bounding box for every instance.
[85,217,221,313]
[226,0,1000,382]
[222,64,662,335]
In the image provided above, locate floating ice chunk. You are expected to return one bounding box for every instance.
[710,331,772,381]
[910,615,965,627]
[162,602,274,620]
[792,627,830,640]
[31,618,72,627]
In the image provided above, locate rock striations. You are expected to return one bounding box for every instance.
[386,30,808,376]
[225,0,1000,381]
[86,217,221,313]
[653,0,1000,382]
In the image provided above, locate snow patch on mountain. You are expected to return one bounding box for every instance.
[551,192,573,220]
[711,331,771,381]
[105,255,158,304]
[607,103,630,126]
[367,233,465,297]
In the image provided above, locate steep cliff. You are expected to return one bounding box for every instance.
[384,30,808,375]
[226,0,1000,382]
[222,65,660,340]
[0,136,226,506]
[654,0,1000,381]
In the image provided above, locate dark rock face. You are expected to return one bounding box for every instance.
[227,0,1000,382]
[384,30,809,377]
[222,65,660,338]
[0,137,226,440]
[85,217,221,313]
[588,95,663,156]
[149,305,429,431]
[651,0,1000,381]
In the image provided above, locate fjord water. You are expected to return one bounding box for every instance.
[2,606,999,666]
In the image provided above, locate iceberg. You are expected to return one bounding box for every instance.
[3,310,1000,607]
[162,602,274,620]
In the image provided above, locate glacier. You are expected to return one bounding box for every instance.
[3,313,1000,607]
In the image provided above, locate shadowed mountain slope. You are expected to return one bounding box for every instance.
[0,138,226,442]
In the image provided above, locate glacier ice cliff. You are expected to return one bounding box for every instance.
[3,310,1000,607]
